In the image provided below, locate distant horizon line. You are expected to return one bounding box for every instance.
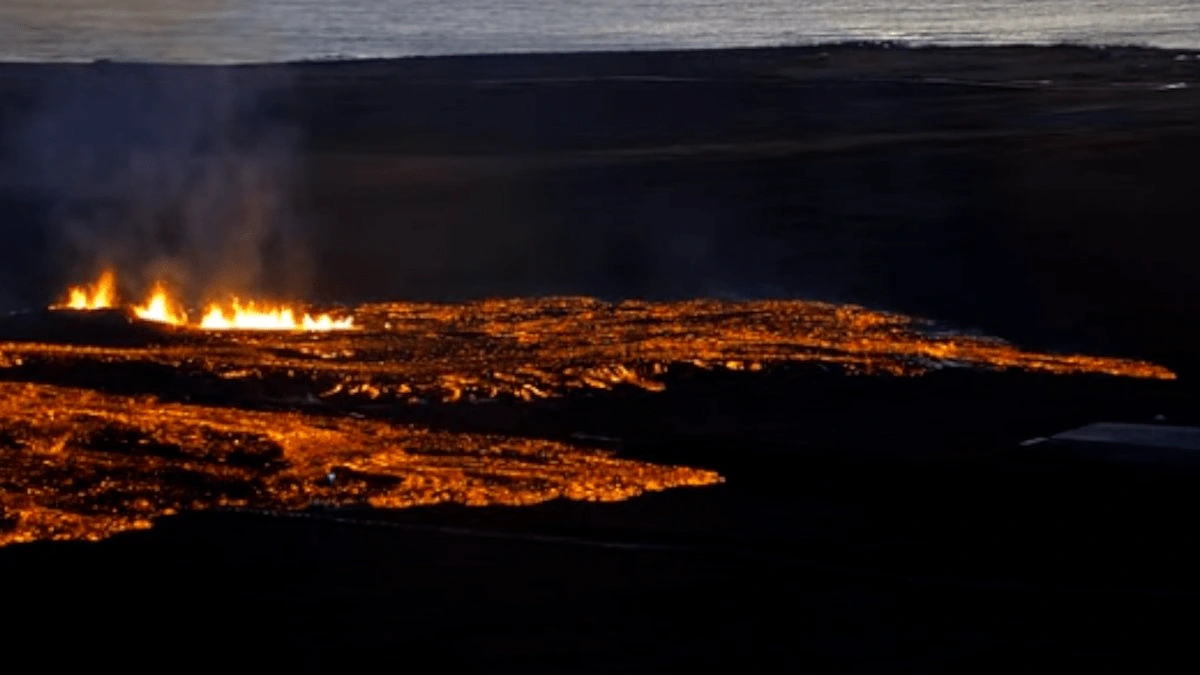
[2,39,1198,67]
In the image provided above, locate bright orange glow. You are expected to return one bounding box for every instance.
[199,299,355,331]
[54,270,117,310]
[132,284,189,326]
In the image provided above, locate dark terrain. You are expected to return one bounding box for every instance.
[2,45,1200,671]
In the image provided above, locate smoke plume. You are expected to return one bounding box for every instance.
[6,62,308,307]
[0,2,306,309]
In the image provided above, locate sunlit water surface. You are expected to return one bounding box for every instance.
[1,0,1198,63]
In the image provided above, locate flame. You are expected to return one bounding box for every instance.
[132,284,189,326]
[53,271,353,332]
[56,270,117,310]
[199,300,355,331]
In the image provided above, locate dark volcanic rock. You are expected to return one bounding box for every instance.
[0,309,183,346]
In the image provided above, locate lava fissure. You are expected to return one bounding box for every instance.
[55,271,355,332]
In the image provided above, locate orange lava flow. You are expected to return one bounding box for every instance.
[0,381,721,546]
[3,295,1180,546]
[18,297,1176,407]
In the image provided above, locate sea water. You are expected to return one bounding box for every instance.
[1,0,1198,64]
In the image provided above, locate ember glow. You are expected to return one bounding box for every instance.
[54,270,117,310]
